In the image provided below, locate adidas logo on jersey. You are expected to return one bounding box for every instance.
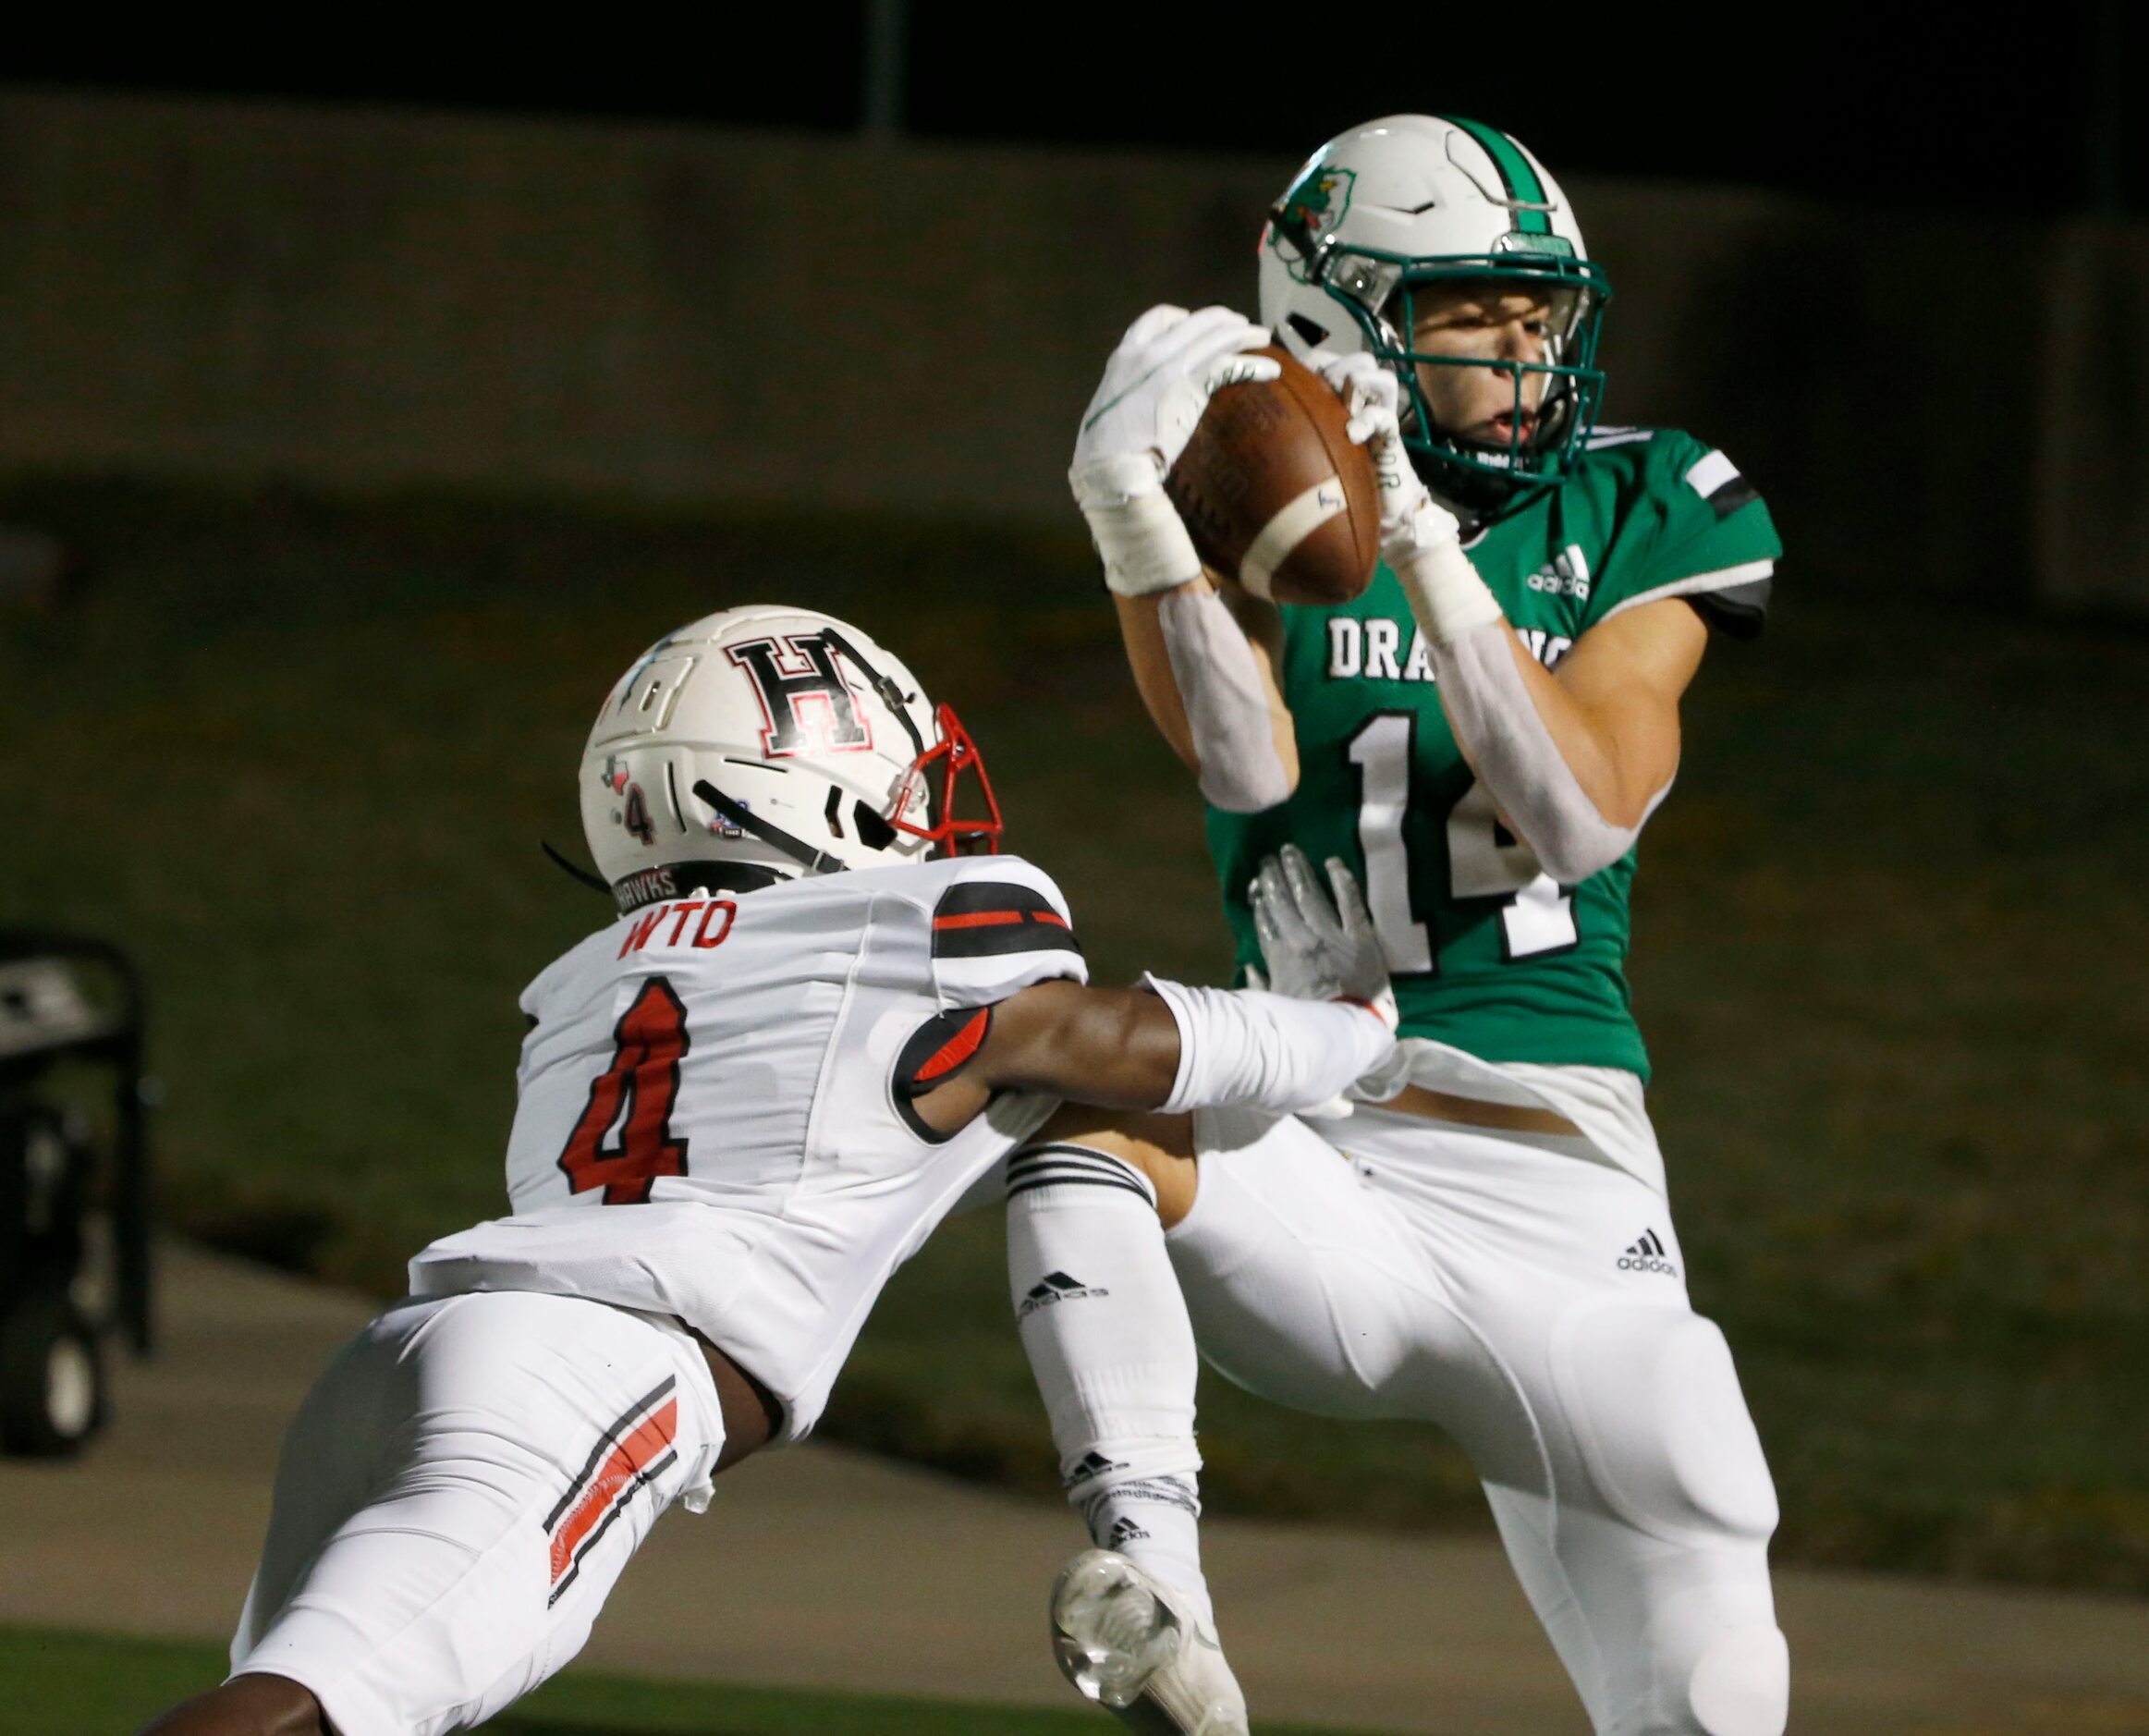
[1523,544,1592,600]
[1618,1229,1678,1276]
[1018,1270,1110,1319]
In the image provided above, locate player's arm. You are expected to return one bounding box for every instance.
[1111,581,1299,804]
[1325,354,1701,882]
[966,980,1188,1108]
[1071,307,1300,812]
[1477,595,1706,827]
[905,850,1394,1131]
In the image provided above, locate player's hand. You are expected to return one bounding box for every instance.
[1249,844,1398,1031]
[1075,305,1279,482]
[1308,348,1460,561]
[1069,308,1280,600]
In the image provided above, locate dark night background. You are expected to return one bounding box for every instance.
[10,1,2145,213]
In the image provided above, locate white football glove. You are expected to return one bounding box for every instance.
[1248,844,1398,1030]
[1310,348,1499,644]
[1070,305,1279,598]
[1308,348,1461,563]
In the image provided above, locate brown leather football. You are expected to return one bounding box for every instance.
[1165,345,1381,606]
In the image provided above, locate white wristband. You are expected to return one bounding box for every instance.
[1392,538,1504,646]
[1070,454,1203,598]
[1143,973,1396,1117]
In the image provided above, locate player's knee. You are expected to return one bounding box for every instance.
[1684,1621,1789,1735]
[1552,1302,1777,1544]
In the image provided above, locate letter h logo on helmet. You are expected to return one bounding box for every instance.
[726,634,873,758]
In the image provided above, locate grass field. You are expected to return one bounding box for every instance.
[0,1627,1385,1736]
[1,476,2143,1594]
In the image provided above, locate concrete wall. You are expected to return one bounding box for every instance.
[2037,223,2149,616]
[0,88,2137,610]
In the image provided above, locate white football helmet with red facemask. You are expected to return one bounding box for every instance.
[580,605,1001,911]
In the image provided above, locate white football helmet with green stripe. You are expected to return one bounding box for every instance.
[1258,115,1611,514]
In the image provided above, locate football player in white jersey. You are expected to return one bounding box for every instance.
[140,594,1399,1736]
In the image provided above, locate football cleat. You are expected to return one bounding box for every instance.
[1049,1548,1248,1736]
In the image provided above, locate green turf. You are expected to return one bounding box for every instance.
[0,1626,1386,1735]
[1,476,2143,1593]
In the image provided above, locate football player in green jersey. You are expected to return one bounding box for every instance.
[1012,117,1789,1736]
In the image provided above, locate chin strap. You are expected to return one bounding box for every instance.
[541,838,613,896]
[691,779,850,877]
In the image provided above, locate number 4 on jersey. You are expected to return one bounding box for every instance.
[558,976,691,1204]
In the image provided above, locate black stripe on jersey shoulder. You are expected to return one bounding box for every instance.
[1705,475,1763,520]
[932,877,1082,960]
[935,878,1067,921]
[1689,574,1772,640]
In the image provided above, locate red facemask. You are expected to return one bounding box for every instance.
[891,703,1003,857]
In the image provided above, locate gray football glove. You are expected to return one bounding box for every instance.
[1248,845,1398,1030]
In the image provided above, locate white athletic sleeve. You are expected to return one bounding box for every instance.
[1154,587,1291,813]
[1142,974,1395,1117]
[925,855,1089,1009]
[1429,624,1658,885]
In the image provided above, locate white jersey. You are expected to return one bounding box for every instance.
[410,854,1084,1441]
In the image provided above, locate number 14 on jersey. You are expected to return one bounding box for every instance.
[1347,714,1580,971]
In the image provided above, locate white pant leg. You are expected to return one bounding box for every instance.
[232,1291,724,1736]
[1338,1110,1787,1736]
[1170,1107,1519,1441]
[1173,1106,1786,1735]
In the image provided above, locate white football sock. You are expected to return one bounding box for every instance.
[1007,1142,1215,1633]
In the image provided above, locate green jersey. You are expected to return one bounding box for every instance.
[1206,425,1780,1082]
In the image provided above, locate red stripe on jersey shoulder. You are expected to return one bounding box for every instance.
[933,910,1027,930]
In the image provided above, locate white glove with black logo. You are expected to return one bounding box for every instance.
[1070,305,1279,598]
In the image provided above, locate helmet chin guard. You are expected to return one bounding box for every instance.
[892,702,1002,858]
[580,606,1001,911]
[1259,115,1612,519]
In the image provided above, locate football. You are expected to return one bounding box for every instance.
[1165,345,1382,606]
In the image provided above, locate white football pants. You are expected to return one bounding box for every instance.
[230,1290,724,1736]
[1174,1105,1788,1736]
